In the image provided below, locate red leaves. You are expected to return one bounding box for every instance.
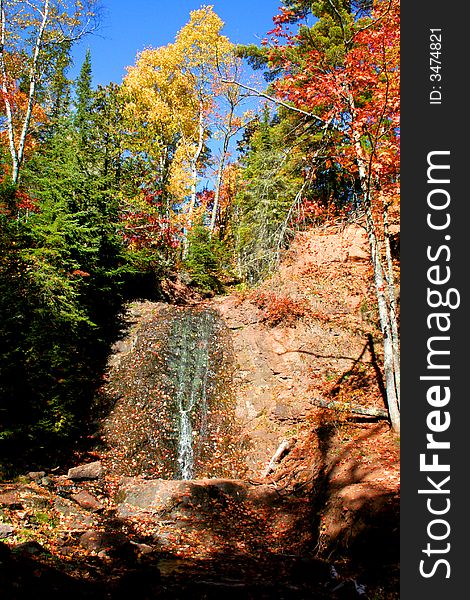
[266,0,400,201]
[70,269,91,277]
[120,209,180,251]
[0,182,40,216]
[14,189,40,213]
[196,188,215,208]
[272,8,296,26]
[247,290,309,327]
[143,189,163,206]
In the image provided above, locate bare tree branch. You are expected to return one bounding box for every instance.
[221,78,326,125]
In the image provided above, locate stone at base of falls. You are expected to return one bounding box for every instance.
[116,478,280,519]
[79,530,132,558]
[67,461,103,481]
[70,490,104,512]
[26,471,46,482]
[53,497,97,530]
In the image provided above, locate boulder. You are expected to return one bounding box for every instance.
[14,541,49,556]
[0,523,15,538]
[53,497,96,529]
[26,471,46,481]
[67,461,103,481]
[21,491,51,509]
[116,479,191,517]
[79,530,131,558]
[116,478,278,518]
[71,490,104,512]
[0,491,22,509]
[130,541,154,555]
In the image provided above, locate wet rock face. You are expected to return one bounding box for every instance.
[100,305,246,479]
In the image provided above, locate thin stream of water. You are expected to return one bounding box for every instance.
[169,310,213,480]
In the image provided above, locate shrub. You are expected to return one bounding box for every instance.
[248,290,308,326]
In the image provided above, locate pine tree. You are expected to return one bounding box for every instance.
[74,49,95,163]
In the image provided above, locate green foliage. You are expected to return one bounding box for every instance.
[45,41,73,127]
[233,109,304,284]
[0,180,121,466]
[0,181,19,214]
[236,44,281,82]
[183,225,226,294]
[74,49,94,142]
[233,2,368,289]
[0,53,130,469]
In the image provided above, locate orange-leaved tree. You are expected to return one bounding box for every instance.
[265,0,400,430]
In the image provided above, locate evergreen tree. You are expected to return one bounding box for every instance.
[47,41,73,128]
[0,59,128,468]
[74,49,94,146]
[234,108,304,283]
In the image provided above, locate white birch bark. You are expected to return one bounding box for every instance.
[346,86,400,432]
[209,126,230,235]
[0,0,20,181]
[0,0,96,185]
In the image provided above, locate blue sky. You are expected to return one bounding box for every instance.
[73,1,281,86]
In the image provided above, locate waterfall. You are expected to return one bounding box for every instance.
[103,303,239,480]
[169,310,213,480]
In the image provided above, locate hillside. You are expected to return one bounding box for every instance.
[0,224,399,599]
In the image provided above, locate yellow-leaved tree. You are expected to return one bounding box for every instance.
[121,5,235,249]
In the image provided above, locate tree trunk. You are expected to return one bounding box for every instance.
[187,105,205,221]
[210,133,229,235]
[262,438,295,477]
[351,119,400,432]
[364,198,400,433]
[383,205,400,408]
[0,1,19,182]
[0,0,50,185]
[183,104,205,257]
[312,398,389,419]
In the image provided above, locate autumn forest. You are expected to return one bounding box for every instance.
[0,1,400,595]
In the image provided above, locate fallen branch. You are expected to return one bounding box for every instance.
[311,398,388,419]
[262,438,296,478]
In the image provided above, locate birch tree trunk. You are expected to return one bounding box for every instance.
[187,104,205,222]
[0,1,19,180]
[0,0,50,185]
[363,196,400,432]
[347,87,400,433]
[14,0,50,185]
[181,103,206,258]
[383,205,400,408]
[0,0,96,186]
